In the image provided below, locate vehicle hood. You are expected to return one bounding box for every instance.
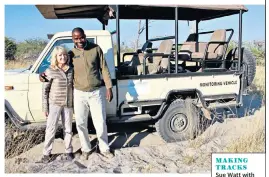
[5,68,30,75]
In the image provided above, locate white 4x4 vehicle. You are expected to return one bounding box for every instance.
[5,5,256,142]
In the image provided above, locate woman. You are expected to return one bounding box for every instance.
[40,46,74,163]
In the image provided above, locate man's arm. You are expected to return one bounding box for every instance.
[98,47,113,102]
[39,72,49,82]
[68,50,74,68]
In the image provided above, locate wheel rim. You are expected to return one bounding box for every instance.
[170,113,188,133]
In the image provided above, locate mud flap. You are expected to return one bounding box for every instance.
[201,107,212,120]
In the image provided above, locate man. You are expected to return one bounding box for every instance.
[41,27,114,160]
[71,27,114,160]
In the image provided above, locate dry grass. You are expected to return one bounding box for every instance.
[5,60,34,70]
[224,111,265,153]
[188,137,207,149]
[5,124,45,159]
[221,63,265,153]
[182,155,195,165]
[252,65,265,97]
[141,164,154,173]
[5,158,29,173]
[224,130,265,152]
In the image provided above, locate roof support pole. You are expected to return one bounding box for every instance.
[116,5,121,66]
[195,20,199,52]
[146,19,149,41]
[195,20,199,68]
[102,24,105,30]
[238,10,243,71]
[175,7,178,73]
[237,9,243,106]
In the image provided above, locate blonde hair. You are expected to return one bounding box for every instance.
[50,46,69,70]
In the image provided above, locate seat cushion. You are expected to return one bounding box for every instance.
[154,40,173,66]
[180,42,207,53]
[208,29,226,55]
[191,52,218,59]
[136,64,162,75]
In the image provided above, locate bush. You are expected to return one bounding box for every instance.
[245,41,265,66]
[227,40,265,66]
[15,38,48,61]
[113,43,135,55]
[5,37,17,60]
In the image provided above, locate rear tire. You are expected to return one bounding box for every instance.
[226,48,256,88]
[242,49,256,87]
[155,99,201,142]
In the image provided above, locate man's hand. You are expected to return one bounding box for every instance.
[106,88,113,102]
[39,72,48,82]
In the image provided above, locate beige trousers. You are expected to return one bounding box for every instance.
[74,88,110,153]
[43,105,73,155]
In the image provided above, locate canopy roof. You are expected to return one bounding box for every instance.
[36,5,248,24]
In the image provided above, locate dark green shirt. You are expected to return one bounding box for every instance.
[69,41,112,92]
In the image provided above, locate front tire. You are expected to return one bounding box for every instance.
[155,99,200,142]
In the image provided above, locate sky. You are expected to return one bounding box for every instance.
[4,5,265,47]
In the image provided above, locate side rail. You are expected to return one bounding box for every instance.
[141,53,174,74]
[201,41,229,71]
[122,52,138,64]
[148,36,176,52]
[148,35,175,42]
[172,28,234,51]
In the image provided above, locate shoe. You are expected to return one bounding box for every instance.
[66,153,74,161]
[36,155,51,163]
[80,151,91,161]
[100,150,114,159]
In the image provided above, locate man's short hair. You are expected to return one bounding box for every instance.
[72,27,85,35]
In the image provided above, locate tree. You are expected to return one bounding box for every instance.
[15,38,48,60]
[5,37,17,60]
[132,20,154,51]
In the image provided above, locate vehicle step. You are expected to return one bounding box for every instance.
[207,101,237,109]
[109,114,152,123]
[197,101,237,110]
[203,93,237,100]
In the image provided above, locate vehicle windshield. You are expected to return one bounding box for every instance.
[37,38,95,73]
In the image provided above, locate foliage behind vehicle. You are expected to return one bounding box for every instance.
[5,37,17,60]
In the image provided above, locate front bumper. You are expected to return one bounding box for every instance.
[5,100,31,130]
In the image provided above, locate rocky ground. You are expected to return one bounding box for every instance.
[5,105,265,173]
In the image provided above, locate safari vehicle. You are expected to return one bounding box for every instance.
[5,5,256,142]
